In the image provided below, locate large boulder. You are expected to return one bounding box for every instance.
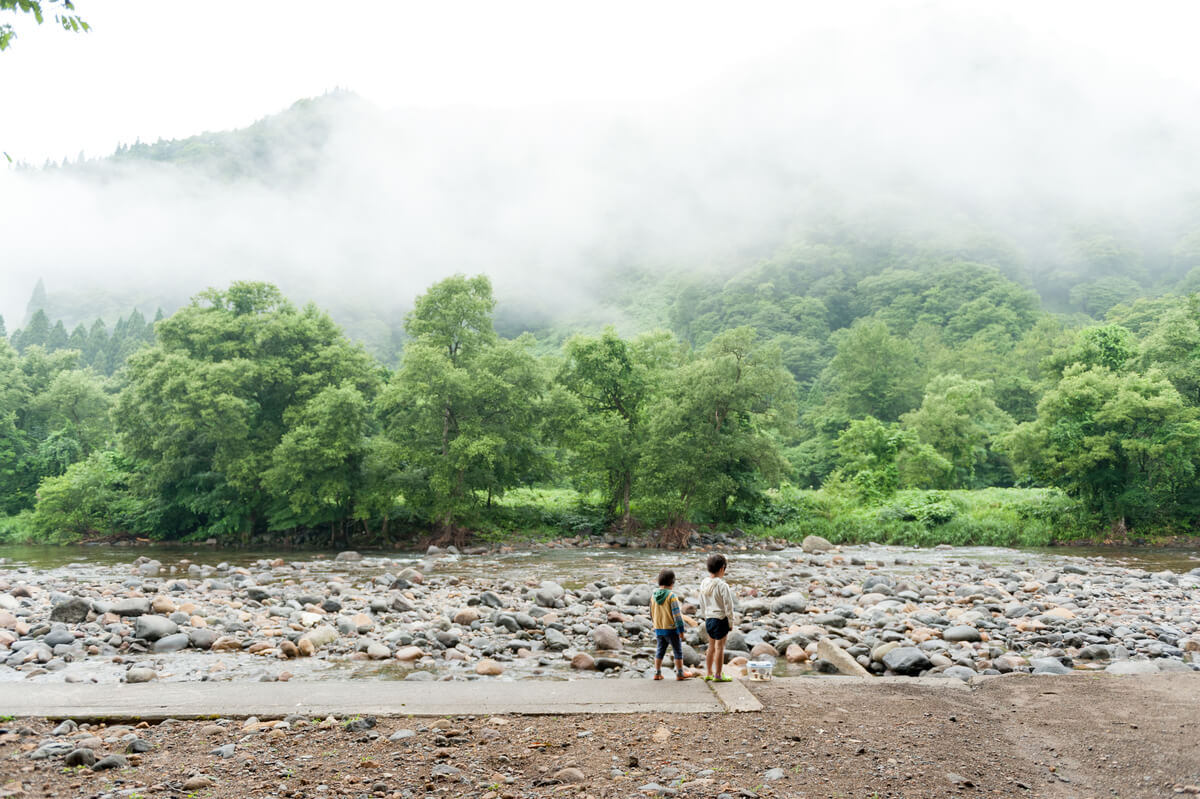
[622,586,653,607]
[801,535,834,554]
[543,627,569,651]
[134,615,178,641]
[817,638,871,677]
[882,646,931,676]
[770,594,808,615]
[111,598,152,617]
[50,598,90,624]
[591,624,622,650]
[152,633,190,653]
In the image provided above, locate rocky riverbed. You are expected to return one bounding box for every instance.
[1,537,1198,685]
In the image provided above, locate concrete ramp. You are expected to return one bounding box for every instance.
[3,678,762,720]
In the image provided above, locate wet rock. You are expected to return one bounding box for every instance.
[334,551,362,562]
[594,657,623,671]
[571,653,596,670]
[49,598,90,624]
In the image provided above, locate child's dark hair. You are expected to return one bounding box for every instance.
[706,553,727,575]
[657,569,675,587]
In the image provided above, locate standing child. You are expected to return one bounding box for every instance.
[700,553,735,682]
[651,569,693,680]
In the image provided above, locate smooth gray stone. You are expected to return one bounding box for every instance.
[152,632,190,653]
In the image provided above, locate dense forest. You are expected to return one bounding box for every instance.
[6,94,1200,547]
[4,257,1200,547]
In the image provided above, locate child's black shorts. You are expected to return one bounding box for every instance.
[705,617,730,640]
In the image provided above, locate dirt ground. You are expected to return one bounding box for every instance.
[1,673,1197,799]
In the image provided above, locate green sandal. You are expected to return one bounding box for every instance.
[713,675,733,682]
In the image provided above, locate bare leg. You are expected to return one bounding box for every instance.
[713,638,727,677]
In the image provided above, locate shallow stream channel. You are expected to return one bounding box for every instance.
[1,541,1197,685]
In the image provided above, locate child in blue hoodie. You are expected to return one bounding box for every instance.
[651,569,693,680]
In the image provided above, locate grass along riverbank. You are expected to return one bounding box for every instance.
[2,485,1188,549]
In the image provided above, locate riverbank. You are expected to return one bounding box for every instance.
[7,485,1198,551]
[2,673,1198,798]
[1,542,1197,686]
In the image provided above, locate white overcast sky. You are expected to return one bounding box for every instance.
[3,0,1200,165]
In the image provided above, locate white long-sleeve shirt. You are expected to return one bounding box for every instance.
[700,576,736,623]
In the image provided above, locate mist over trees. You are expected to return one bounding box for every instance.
[8,17,1200,545]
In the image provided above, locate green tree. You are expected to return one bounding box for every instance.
[17,309,50,352]
[378,275,545,538]
[828,416,950,499]
[262,382,372,536]
[901,374,1014,488]
[1139,305,1200,405]
[114,282,378,540]
[1003,365,1200,529]
[30,450,156,542]
[640,327,798,532]
[555,327,678,526]
[823,318,923,422]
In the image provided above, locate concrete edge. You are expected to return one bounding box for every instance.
[709,679,764,712]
